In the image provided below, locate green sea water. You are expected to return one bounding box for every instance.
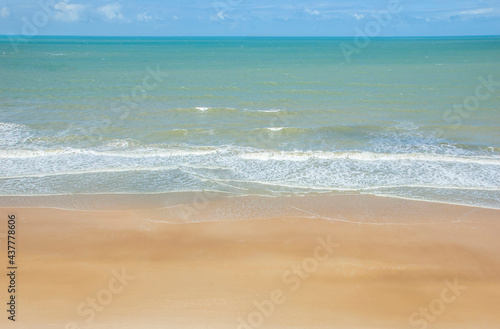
[1,36,499,207]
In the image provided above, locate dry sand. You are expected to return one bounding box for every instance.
[1,194,499,329]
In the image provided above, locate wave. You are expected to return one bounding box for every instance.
[2,144,499,164]
[0,146,220,159]
[1,144,499,181]
[239,150,500,165]
[45,52,67,56]
[1,121,499,208]
[256,108,281,113]
[0,122,34,148]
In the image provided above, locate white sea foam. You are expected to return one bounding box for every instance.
[0,147,219,159]
[259,108,281,113]
[0,145,499,208]
[0,124,499,208]
[239,150,500,165]
[0,122,33,148]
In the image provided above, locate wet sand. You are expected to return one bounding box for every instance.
[1,194,500,329]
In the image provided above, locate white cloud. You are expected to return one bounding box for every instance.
[137,12,152,22]
[305,8,320,16]
[53,1,85,22]
[97,3,124,21]
[0,6,10,18]
[458,8,493,15]
[210,10,226,21]
[352,13,365,20]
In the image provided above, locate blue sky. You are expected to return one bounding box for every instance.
[0,0,499,36]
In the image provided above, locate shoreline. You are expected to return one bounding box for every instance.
[1,191,500,212]
[1,194,500,328]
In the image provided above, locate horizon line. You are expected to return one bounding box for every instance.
[1,34,500,38]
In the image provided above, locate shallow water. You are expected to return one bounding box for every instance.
[1,36,499,207]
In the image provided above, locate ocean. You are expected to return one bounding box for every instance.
[1,36,499,208]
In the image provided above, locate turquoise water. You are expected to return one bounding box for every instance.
[1,36,499,207]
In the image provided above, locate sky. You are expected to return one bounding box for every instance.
[0,0,499,37]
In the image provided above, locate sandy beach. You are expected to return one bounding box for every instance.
[1,194,499,329]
